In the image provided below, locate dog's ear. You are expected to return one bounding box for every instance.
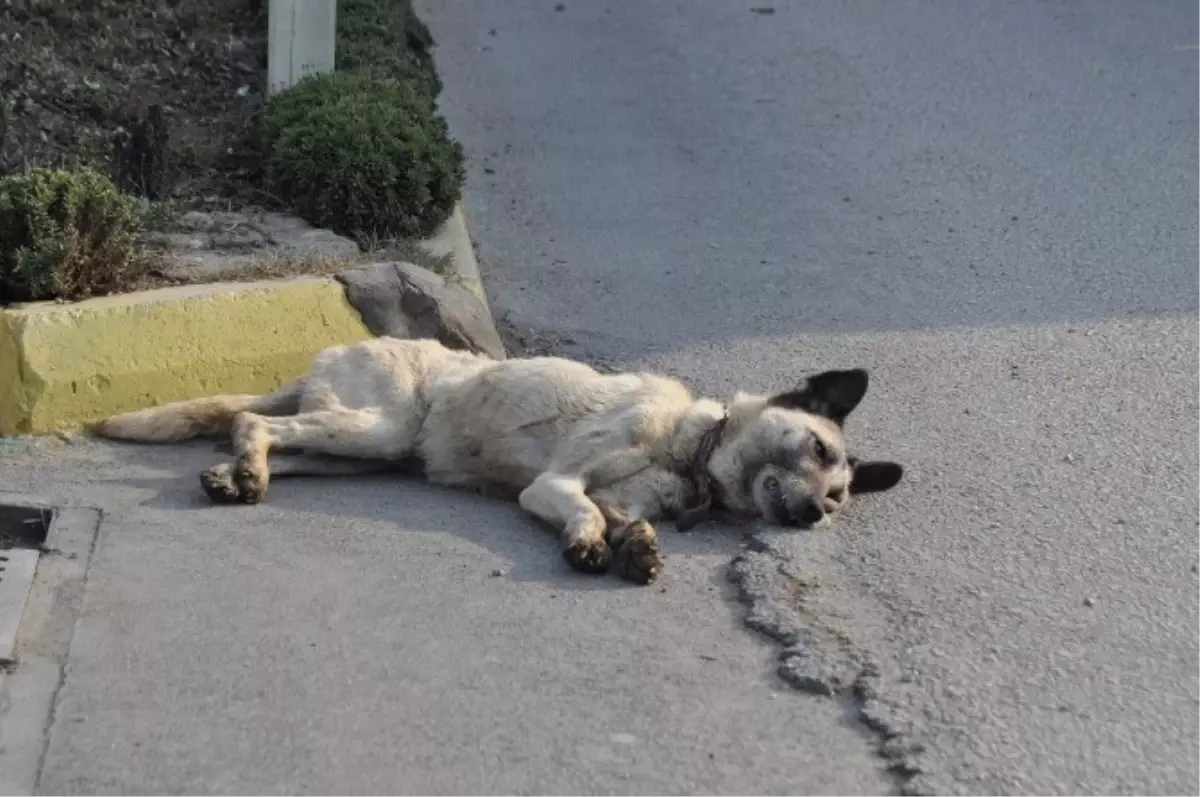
[847,457,904,494]
[769,368,869,425]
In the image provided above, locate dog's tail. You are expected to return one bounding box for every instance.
[90,381,303,442]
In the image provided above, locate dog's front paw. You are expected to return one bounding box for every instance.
[200,463,241,505]
[611,521,663,585]
[563,538,613,575]
[233,455,269,504]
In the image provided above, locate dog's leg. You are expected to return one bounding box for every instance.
[200,408,412,505]
[518,473,612,575]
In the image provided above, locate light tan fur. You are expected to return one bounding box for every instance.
[93,337,902,584]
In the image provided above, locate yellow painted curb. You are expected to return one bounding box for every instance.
[0,277,371,436]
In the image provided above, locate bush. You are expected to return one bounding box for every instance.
[0,167,149,303]
[263,70,465,240]
[336,0,443,100]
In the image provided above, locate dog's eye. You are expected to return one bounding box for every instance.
[813,437,830,463]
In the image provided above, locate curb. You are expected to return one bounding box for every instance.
[418,202,492,313]
[0,201,499,437]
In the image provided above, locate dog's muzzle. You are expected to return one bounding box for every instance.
[783,498,825,528]
[763,475,824,528]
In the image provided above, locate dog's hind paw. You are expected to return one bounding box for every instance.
[563,538,613,575]
[611,521,663,585]
[200,463,241,505]
[200,458,268,505]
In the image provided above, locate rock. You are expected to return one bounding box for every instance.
[144,232,209,252]
[208,225,268,251]
[158,252,260,282]
[246,213,307,234]
[275,228,360,261]
[176,210,242,232]
[255,213,360,260]
[149,209,360,282]
[337,261,506,361]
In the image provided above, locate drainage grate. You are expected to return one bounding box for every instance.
[0,504,53,665]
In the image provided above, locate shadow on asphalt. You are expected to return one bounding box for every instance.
[102,440,751,593]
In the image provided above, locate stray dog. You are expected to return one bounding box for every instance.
[92,337,903,585]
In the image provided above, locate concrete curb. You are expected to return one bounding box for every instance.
[418,201,492,313]
[0,200,499,437]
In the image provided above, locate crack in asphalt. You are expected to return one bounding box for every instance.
[727,534,931,795]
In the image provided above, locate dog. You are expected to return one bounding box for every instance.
[91,337,904,585]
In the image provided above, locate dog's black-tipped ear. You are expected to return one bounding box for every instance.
[847,458,904,494]
[768,368,869,425]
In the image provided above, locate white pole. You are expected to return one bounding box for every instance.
[267,0,337,97]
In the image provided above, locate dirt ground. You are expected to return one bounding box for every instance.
[0,0,275,210]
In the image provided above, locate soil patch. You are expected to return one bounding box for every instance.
[0,0,272,209]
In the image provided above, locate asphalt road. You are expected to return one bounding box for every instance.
[416,0,1200,793]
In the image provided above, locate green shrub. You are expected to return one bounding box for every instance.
[0,167,149,302]
[263,70,465,240]
[336,0,442,100]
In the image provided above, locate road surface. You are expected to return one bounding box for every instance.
[417,0,1200,793]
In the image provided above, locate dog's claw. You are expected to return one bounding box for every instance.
[611,522,663,585]
[563,538,613,574]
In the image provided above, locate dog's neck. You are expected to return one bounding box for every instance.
[672,399,730,531]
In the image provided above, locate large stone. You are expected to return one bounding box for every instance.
[337,262,506,361]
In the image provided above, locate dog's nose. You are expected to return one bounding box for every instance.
[787,498,825,528]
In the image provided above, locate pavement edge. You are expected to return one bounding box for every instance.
[417,201,494,314]
[0,497,102,795]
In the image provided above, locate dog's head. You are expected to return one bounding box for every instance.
[707,368,903,528]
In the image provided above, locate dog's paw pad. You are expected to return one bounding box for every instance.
[612,523,663,585]
[563,538,613,575]
[200,463,240,505]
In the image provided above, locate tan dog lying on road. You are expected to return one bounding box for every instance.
[92,337,904,585]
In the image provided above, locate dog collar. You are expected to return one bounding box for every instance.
[675,410,729,532]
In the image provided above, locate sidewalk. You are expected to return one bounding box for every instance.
[0,436,892,794]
